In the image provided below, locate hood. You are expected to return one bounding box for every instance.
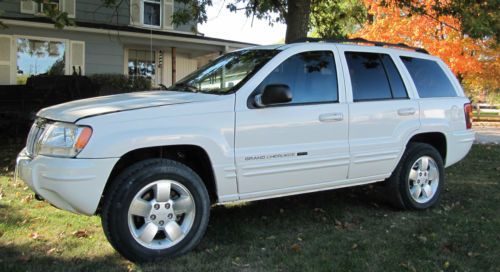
[38,91,207,123]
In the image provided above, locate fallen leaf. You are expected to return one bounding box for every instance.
[72,229,90,238]
[266,235,276,240]
[46,248,56,255]
[291,243,301,252]
[418,235,427,243]
[29,232,40,240]
[443,261,450,269]
[352,243,358,250]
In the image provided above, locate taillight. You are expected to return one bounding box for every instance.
[464,103,473,129]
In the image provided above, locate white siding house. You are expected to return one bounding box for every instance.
[0,0,252,86]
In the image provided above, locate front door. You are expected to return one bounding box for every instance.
[234,49,350,198]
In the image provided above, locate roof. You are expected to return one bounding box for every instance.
[2,16,257,47]
[282,37,429,54]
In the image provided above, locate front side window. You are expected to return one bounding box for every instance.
[170,49,278,94]
[401,57,457,98]
[346,52,408,101]
[143,0,161,26]
[256,51,338,104]
[16,38,66,84]
[128,49,156,81]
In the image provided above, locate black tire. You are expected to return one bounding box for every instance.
[101,159,210,262]
[386,142,445,210]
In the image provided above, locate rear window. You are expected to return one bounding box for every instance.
[400,57,457,98]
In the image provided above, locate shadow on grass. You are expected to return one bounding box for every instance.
[0,243,126,272]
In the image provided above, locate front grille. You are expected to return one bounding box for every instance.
[26,119,47,157]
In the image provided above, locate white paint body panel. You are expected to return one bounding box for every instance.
[16,43,474,215]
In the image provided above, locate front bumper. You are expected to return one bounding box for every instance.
[15,148,119,215]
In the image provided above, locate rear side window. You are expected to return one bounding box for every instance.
[345,52,408,101]
[380,55,408,99]
[257,51,338,104]
[400,57,457,98]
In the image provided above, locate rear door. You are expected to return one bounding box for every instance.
[338,47,420,179]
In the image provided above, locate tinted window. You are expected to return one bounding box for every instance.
[257,51,338,104]
[401,57,457,98]
[380,54,408,99]
[346,52,392,101]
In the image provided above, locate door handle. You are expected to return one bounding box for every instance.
[397,108,417,116]
[319,113,343,122]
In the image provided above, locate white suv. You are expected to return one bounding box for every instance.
[16,39,475,262]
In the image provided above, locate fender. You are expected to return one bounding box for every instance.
[76,96,239,200]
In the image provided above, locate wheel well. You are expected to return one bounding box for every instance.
[97,145,217,214]
[408,132,447,163]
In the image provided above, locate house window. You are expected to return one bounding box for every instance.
[143,0,161,27]
[37,0,60,14]
[128,49,156,81]
[16,38,66,84]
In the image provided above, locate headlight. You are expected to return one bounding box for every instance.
[36,122,93,158]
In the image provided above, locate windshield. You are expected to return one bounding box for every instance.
[169,49,278,94]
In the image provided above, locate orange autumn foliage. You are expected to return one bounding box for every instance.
[353,0,483,77]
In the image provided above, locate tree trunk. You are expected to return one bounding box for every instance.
[285,0,312,43]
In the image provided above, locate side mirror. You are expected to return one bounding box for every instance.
[254,84,292,107]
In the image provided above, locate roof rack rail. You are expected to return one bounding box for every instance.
[290,37,429,54]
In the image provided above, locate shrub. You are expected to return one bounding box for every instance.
[89,74,152,95]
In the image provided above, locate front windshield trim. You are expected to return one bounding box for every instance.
[169,49,279,95]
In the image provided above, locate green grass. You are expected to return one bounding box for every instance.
[1,145,499,272]
[473,111,500,117]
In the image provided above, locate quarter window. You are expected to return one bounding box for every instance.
[257,51,338,104]
[401,57,457,98]
[346,52,408,101]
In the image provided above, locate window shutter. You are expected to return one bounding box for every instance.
[163,0,174,29]
[70,41,85,75]
[62,0,76,18]
[0,35,14,85]
[130,0,141,25]
[20,0,36,14]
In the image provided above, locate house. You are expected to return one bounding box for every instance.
[0,0,253,86]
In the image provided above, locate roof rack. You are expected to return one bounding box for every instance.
[290,37,429,54]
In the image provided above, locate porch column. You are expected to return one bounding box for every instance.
[171,47,176,84]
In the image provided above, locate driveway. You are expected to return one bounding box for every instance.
[474,125,500,144]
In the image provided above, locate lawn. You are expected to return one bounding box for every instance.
[0,144,499,272]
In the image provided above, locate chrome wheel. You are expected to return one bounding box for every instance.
[408,156,439,203]
[127,180,196,250]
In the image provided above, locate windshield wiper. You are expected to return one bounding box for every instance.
[169,82,199,93]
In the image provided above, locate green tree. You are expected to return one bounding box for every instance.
[309,0,367,39]
[2,0,497,44]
